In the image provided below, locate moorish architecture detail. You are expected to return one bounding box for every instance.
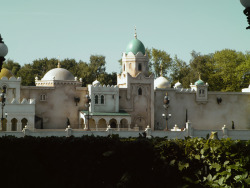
[0,33,250,133]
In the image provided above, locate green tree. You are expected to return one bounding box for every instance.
[151,48,172,77]
[3,59,21,76]
[170,55,190,88]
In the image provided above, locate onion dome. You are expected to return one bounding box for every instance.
[174,81,183,89]
[195,79,205,86]
[125,28,145,55]
[92,79,100,86]
[42,68,74,81]
[154,76,170,89]
[0,68,14,79]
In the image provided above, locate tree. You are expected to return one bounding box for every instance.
[170,55,190,88]
[151,48,172,78]
[3,59,21,76]
[212,49,246,92]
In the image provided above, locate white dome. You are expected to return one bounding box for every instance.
[154,76,170,89]
[92,79,100,86]
[174,81,182,89]
[42,68,75,81]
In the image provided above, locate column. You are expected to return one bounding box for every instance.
[117,124,120,131]
[17,123,22,132]
[6,122,11,131]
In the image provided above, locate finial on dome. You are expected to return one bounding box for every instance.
[198,72,201,80]
[57,56,61,68]
[134,26,137,39]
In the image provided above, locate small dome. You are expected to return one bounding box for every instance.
[195,79,205,86]
[92,79,100,86]
[42,68,74,81]
[174,81,183,89]
[126,38,145,55]
[154,76,170,89]
[0,68,14,79]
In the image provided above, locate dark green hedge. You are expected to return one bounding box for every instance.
[0,135,249,188]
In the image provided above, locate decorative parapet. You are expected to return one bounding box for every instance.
[35,80,82,87]
[10,98,36,104]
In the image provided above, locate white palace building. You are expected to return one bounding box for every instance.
[0,33,249,139]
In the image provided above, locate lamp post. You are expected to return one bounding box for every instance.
[85,94,91,131]
[0,88,6,131]
[240,0,250,29]
[0,34,8,69]
[162,93,171,130]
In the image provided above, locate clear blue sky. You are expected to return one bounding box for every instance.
[0,0,249,73]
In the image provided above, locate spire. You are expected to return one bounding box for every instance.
[198,72,201,80]
[134,26,137,39]
[57,56,61,68]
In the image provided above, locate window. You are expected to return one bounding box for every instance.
[138,63,142,71]
[95,95,98,104]
[101,95,104,104]
[199,89,205,97]
[40,94,46,101]
[138,88,142,95]
[123,64,125,71]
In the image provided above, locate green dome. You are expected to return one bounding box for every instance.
[126,38,145,55]
[195,79,205,86]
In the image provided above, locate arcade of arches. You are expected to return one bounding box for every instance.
[0,118,28,131]
[80,117,131,131]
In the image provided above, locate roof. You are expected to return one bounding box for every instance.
[42,68,75,81]
[125,38,145,55]
[81,110,130,116]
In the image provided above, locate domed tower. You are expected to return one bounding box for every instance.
[121,29,149,77]
[190,73,209,103]
[117,30,154,130]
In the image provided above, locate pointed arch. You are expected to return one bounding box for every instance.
[138,87,142,95]
[101,95,104,104]
[21,118,28,130]
[11,118,17,131]
[95,95,98,104]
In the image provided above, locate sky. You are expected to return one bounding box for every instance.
[0,0,249,73]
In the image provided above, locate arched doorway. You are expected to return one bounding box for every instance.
[109,119,117,128]
[120,119,128,128]
[11,118,17,131]
[98,119,107,129]
[21,118,28,130]
[89,119,96,129]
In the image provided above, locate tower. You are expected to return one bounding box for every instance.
[117,30,154,130]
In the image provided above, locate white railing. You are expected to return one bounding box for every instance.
[0,123,249,140]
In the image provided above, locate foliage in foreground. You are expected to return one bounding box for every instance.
[0,135,249,188]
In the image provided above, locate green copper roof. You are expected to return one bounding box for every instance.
[126,38,145,55]
[195,79,205,86]
[81,110,130,116]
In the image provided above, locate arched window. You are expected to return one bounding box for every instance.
[101,95,104,104]
[11,118,17,131]
[21,118,28,130]
[138,88,142,95]
[123,64,125,71]
[138,63,142,71]
[95,95,98,104]
[40,94,46,101]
